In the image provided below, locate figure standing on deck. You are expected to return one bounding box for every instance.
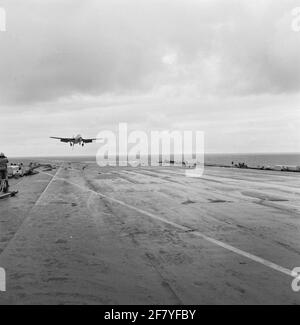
[0,153,9,193]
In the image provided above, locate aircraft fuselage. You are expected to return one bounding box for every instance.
[70,135,84,146]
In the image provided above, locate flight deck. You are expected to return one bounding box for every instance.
[0,162,299,304]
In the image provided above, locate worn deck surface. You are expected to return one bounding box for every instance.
[0,162,299,304]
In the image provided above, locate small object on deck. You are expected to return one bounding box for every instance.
[235,162,248,169]
[0,190,18,200]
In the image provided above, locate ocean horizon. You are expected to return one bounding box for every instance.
[9,152,300,168]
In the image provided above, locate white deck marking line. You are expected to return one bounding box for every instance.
[35,166,62,206]
[0,167,63,258]
[49,176,298,279]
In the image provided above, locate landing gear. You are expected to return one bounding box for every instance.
[82,143,84,147]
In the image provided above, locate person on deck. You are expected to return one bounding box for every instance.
[0,153,9,193]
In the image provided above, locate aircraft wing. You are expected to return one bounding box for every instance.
[82,138,97,143]
[50,137,74,143]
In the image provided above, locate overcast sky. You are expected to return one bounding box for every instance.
[0,0,299,157]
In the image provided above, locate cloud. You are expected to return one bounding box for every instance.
[0,0,300,107]
[0,0,299,156]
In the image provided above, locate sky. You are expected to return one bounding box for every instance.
[0,0,299,157]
